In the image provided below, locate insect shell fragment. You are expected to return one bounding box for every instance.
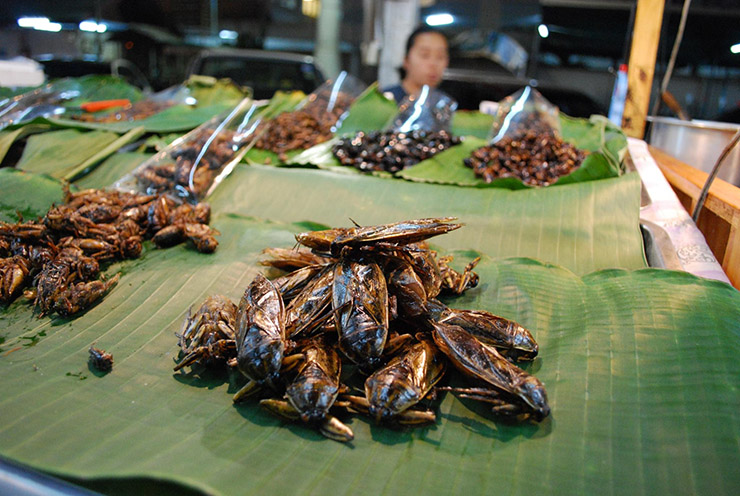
[173,294,238,371]
[89,346,114,372]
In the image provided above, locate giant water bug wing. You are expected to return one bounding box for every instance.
[439,308,538,361]
[329,218,462,255]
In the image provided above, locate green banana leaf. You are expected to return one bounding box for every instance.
[0,123,52,165]
[283,111,626,189]
[51,75,144,107]
[5,102,236,135]
[184,75,250,107]
[0,168,65,222]
[15,127,145,180]
[397,135,620,190]
[0,212,737,496]
[208,164,646,275]
[141,133,182,152]
[334,85,399,137]
[451,110,496,140]
[3,77,247,134]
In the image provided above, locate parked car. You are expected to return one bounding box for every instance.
[187,48,325,99]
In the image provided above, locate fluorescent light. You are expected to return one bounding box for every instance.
[17,17,48,28]
[80,20,107,33]
[17,16,61,32]
[219,30,238,40]
[731,43,740,54]
[538,24,549,38]
[36,22,61,32]
[79,21,97,32]
[18,17,62,32]
[425,13,454,27]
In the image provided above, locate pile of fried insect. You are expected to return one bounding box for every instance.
[0,186,218,318]
[174,218,549,442]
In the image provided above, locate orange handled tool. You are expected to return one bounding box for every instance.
[79,99,131,112]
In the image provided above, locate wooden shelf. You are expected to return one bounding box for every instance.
[649,145,740,289]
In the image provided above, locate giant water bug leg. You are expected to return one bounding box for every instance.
[455,256,481,294]
[232,379,262,403]
[260,398,301,420]
[341,394,370,415]
[320,416,354,442]
[394,409,437,426]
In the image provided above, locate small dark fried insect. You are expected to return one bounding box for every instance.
[135,128,239,200]
[89,346,114,372]
[174,295,238,371]
[254,90,355,161]
[464,130,587,187]
[0,255,30,304]
[2,187,217,319]
[332,129,461,173]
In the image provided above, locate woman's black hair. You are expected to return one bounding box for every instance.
[398,25,449,79]
[405,25,449,56]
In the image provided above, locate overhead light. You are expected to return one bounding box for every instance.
[731,43,740,54]
[538,24,549,38]
[17,17,48,28]
[36,22,61,32]
[17,16,62,32]
[79,20,107,33]
[219,30,238,40]
[425,13,454,27]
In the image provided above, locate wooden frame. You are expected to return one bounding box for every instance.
[650,146,740,289]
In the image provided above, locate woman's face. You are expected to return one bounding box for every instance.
[403,32,449,89]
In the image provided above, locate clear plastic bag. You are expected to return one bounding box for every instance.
[113,97,263,203]
[300,71,366,127]
[489,86,560,143]
[0,79,81,129]
[330,85,461,173]
[465,87,587,187]
[389,86,458,133]
[253,71,367,159]
[73,84,194,123]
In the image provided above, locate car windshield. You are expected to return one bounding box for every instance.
[197,56,323,99]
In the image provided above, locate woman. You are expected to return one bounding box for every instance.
[383,26,450,103]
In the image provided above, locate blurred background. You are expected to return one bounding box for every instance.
[1,0,738,122]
